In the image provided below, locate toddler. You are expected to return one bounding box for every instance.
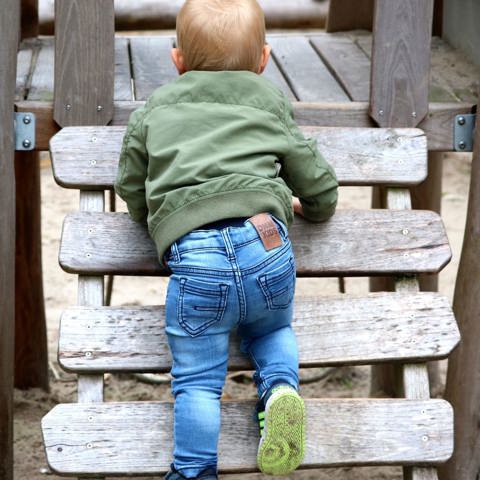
[115,0,338,478]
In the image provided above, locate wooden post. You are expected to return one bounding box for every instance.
[439,92,480,480]
[369,0,434,399]
[0,0,20,478]
[21,0,39,39]
[14,151,49,391]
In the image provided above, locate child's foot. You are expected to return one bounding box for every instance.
[257,385,306,476]
[165,464,217,479]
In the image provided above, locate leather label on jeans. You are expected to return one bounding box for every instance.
[249,213,283,251]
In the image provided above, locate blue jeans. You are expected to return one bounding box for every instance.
[164,215,299,479]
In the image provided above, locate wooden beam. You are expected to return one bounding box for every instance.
[21,0,39,39]
[53,0,114,126]
[0,0,20,478]
[326,0,374,32]
[440,91,480,480]
[16,100,472,152]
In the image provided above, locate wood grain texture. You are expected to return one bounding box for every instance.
[57,292,459,373]
[14,152,49,391]
[19,99,472,152]
[263,55,297,100]
[77,193,105,407]
[326,0,374,32]
[269,36,349,102]
[28,38,54,101]
[310,34,371,101]
[15,40,36,101]
[441,91,480,480]
[42,399,453,475]
[370,0,434,127]
[59,210,451,277]
[49,126,427,189]
[0,1,19,478]
[114,37,133,101]
[130,37,177,101]
[54,0,114,126]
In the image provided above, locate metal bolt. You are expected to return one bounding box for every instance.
[412,111,417,118]
[57,447,63,452]
[379,110,384,116]
[87,443,93,449]
[402,228,409,236]
[65,104,71,111]
[23,115,31,125]
[88,415,94,422]
[90,160,97,166]
[85,351,92,357]
[422,435,429,442]
[458,116,466,126]
[459,141,467,150]
[91,136,97,143]
[97,105,103,112]
[22,139,31,148]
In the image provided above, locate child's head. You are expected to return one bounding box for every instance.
[172,0,271,74]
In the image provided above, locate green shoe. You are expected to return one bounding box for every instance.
[257,386,306,476]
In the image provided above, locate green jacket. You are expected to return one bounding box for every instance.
[115,70,338,261]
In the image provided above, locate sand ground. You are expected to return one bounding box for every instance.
[13,151,471,479]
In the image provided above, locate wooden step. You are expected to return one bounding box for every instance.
[58,292,459,373]
[59,210,451,277]
[42,399,453,476]
[49,126,428,189]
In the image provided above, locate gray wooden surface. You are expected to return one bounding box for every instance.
[0,1,19,478]
[58,292,459,373]
[53,0,115,126]
[370,0,434,127]
[42,399,453,475]
[59,210,451,277]
[49,126,427,189]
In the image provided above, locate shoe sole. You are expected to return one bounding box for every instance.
[257,391,306,476]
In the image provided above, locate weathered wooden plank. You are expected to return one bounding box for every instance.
[263,56,297,100]
[59,210,451,277]
[42,399,453,475]
[58,292,458,373]
[269,36,349,102]
[18,100,471,152]
[50,126,427,189]
[130,36,177,101]
[370,1,434,127]
[114,37,133,101]
[28,38,54,101]
[326,0,374,32]
[77,192,105,406]
[442,91,480,480]
[15,40,36,101]
[310,35,371,101]
[54,0,115,126]
[0,1,19,477]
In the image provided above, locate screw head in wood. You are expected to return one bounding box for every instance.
[379,110,384,116]
[23,115,31,124]
[97,105,103,112]
[459,141,467,150]
[412,111,417,118]
[65,104,71,111]
[458,116,466,126]
[22,139,31,148]
[85,351,92,357]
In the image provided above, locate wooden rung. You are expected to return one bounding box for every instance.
[42,399,453,475]
[50,126,427,188]
[58,292,459,373]
[59,210,451,277]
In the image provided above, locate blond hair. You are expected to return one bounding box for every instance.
[176,0,266,72]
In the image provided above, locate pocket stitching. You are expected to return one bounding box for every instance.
[257,258,295,310]
[178,278,229,337]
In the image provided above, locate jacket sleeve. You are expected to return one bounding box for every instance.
[114,107,149,224]
[280,101,338,222]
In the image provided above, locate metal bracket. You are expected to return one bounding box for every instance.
[14,112,35,151]
[454,114,476,152]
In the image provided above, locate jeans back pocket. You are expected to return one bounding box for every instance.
[178,277,229,337]
[257,257,296,310]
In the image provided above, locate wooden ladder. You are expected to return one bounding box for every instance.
[41,124,459,478]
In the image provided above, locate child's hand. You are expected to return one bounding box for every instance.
[292,196,304,217]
